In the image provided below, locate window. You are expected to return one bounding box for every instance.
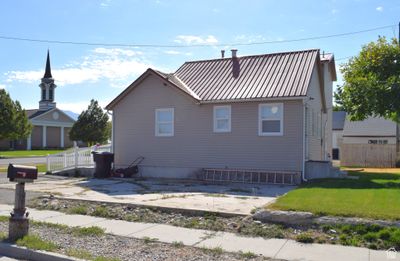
[213,105,231,132]
[155,108,174,137]
[49,89,54,100]
[41,89,46,100]
[258,103,283,136]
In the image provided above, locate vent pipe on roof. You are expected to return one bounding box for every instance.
[231,49,238,58]
[221,50,225,58]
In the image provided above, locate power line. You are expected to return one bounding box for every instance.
[0,24,395,48]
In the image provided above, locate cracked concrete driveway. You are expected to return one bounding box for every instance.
[0,173,294,215]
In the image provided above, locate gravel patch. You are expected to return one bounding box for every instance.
[28,197,288,237]
[0,222,283,261]
[26,197,400,250]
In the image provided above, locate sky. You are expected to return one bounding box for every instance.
[0,0,398,113]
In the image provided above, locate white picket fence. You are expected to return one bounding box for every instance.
[46,144,111,172]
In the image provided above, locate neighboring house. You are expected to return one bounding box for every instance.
[106,49,336,184]
[0,51,75,150]
[332,111,346,160]
[341,117,396,167]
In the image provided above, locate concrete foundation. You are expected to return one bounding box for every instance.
[305,160,333,179]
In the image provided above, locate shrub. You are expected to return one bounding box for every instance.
[363,232,378,242]
[68,205,88,215]
[296,233,314,243]
[378,229,391,240]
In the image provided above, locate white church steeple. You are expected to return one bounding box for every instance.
[39,50,57,111]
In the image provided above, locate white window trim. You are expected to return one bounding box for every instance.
[258,103,284,136]
[155,108,174,137]
[213,105,231,133]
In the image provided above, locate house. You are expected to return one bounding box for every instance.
[106,49,337,184]
[341,117,397,167]
[0,51,75,150]
[332,111,346,160]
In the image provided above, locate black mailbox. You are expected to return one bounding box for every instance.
[7,164,38,182]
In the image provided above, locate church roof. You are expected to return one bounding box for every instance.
[43,50,52,78]
[26,109,48,119]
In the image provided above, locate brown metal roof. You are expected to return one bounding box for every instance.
[174,49,320,101]
[106,49,331,110]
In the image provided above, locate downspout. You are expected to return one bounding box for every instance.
[302,102,308,182]
[106,111,114,154]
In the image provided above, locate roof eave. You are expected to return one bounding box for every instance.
[199,96,307,104]
[106,68,200,110]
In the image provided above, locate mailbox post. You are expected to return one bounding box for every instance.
[7,164,38,241]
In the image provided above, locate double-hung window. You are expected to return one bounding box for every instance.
[213,105,231,133]
[155,108,174,137]
[258,103,283,136]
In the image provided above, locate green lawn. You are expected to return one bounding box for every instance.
[269,168,400,220]
[0,150,63,158]
[0,164,47,173]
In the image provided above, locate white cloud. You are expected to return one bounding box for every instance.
[234,34,267,44]
[164,50,192,56]
[0,84,5,89]
[376,6,383,12]
[57,100,110,114]
[93,47,141,57]
[174,35,218,45]
[100,0,111,7]
[234,34,285,44]
[5,48,152,88]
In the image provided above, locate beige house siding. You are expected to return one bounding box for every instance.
[113,74,304,176]
[31,126,43,148]
[47,127,61,148]
[305,66,324,161]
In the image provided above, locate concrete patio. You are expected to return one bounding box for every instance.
[0,174,294,215]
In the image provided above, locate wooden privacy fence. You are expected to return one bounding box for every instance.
[341,144,396,168]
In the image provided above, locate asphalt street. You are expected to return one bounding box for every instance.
[0,157,46,166]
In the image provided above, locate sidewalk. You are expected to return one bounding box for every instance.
[0,204,397,261]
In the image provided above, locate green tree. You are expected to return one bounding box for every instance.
[336,36,400,165]
[0,89,32,141]
[69,99,109,146]
[10,101,32,140]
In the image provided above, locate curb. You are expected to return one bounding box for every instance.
[0,242,83,261]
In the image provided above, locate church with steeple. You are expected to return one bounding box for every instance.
[0,51,76,150]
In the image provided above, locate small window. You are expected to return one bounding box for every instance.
[49,89,54,100]
[259,103,283,136]
[155,108,174,137]
[213,105,231,132]
[42,89,46,100]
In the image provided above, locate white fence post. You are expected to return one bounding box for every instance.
[74,145,78,169]
[46,154,50,172]
[63,153,67,168]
